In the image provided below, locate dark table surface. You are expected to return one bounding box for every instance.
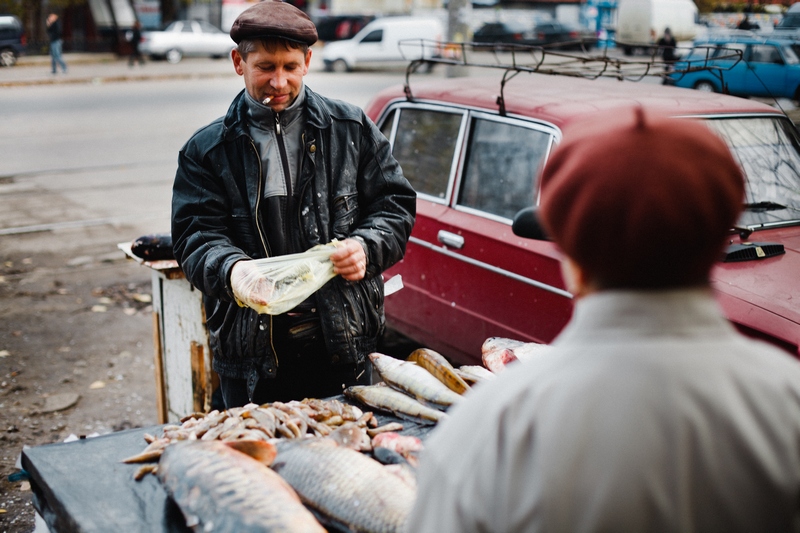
[21,400,432,533]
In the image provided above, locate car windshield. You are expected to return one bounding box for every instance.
[778,14,800,28]
[704,116,800,229]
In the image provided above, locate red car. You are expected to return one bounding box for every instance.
[365,73,800,365]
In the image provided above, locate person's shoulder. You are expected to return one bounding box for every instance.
[308,88,364,123]
[181,116,226,153]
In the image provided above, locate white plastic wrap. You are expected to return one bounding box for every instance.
[231,243,338,315]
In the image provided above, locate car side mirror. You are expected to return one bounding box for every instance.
[512,207,550,240]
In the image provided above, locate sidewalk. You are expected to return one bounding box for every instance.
[0,52,240,87]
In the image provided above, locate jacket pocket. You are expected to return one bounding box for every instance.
[230,213,261,257]
[332,193,359,239]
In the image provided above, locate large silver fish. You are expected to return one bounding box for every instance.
[272,438,415,533]
[368,352,462,408]
[157,440,325,532]
[344,384,448,424]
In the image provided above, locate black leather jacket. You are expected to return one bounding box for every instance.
[172,87,415,383]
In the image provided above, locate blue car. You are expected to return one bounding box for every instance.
[671,34,800,102]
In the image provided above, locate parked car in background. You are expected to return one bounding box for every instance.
[365,67,800,365]
[0,14,25,66]
[321,16,444,72]
[770,2,800,37]
[472,20,593,49]
[139,20,235,63]
[670,34,800,101]
[315,14,374,42]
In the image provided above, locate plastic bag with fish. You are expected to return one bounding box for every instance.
[233,243,338,315]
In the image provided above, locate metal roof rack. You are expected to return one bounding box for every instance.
[398,40,743,116]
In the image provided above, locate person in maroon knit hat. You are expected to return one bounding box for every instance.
[409,106,800,532]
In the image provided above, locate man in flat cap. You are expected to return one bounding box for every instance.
[171,1,415,407]
[409,106,800,531]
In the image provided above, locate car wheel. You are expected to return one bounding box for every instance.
[623,46,633,56]
[166,49,183,64]
[331,59,350,73]
[0,48,17,67]
[694,80,716,93]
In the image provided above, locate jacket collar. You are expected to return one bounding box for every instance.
[223,85,332,140]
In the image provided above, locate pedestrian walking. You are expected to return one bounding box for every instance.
[657,27,677,64]
[46,13,67,74]
[128,21,145,67]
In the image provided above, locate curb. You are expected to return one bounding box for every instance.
[0,70,237,88]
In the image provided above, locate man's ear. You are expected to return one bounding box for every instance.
[303,48,312,75]
[560,256,596,299]
[232,49,244,75]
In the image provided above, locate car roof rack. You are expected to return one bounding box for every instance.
[398,40,743,116]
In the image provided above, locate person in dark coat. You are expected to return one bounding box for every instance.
[128,21,144,67]
[46,13,67,74]
[657,27,677,65]
[171,1,416,408]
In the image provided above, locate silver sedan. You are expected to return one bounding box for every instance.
[140,20,236,64]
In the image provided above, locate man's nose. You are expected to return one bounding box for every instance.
[270,70,287,89]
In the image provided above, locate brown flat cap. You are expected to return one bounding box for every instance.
[230,0,318,45]
[539,106,744,289]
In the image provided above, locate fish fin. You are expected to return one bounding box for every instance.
[223,439,277,466]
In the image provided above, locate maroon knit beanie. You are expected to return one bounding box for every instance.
[539,106,745,289]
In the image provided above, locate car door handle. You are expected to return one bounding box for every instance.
[437,230,464,249]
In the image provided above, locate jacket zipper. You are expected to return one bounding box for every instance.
[275,113,295,245]
[297,133,315,245]
[249,136,278,368]
[250,137,270,258]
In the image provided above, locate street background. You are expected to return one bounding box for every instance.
[0,49,435,532]
[1,46,797,533]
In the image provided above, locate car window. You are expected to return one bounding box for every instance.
[181,23,194,33]
[782,45,799,65]
[379,109,395,140]
[457,117,551,220]
[391,108,463,200]
[749,44,783,64]
[361,30,383,43]
[712,42,746,58]
[705,117,800,227]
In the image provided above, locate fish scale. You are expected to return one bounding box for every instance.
[158,440,325,532]
[272,438,415,533]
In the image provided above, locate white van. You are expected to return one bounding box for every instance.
[321,16,444,72]
[617,0,698,54]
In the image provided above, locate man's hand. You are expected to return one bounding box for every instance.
[331,238,367,281]
[230,260,271,307]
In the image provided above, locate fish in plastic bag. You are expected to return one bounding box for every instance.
[235,243,339,315]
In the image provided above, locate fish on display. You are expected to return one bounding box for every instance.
[372,432,423,468]
[455,365,497,384]
[407,348,470,395]
[345,384,448,424]
[481,337,549,373]
[272,438,416,533]
[157,440,325,532]
[369,352,463,408]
